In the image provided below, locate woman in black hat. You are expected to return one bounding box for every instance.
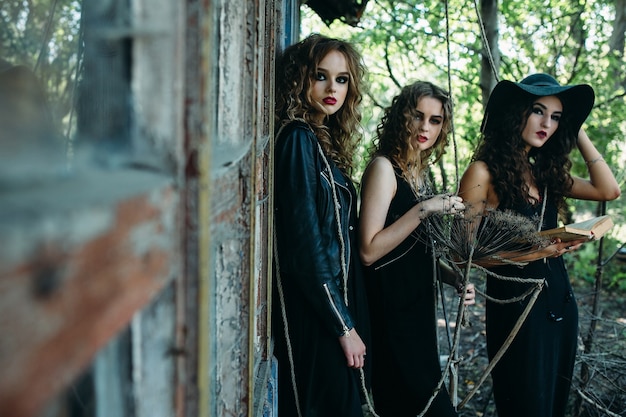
[459,73,620,417]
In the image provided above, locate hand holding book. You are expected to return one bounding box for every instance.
[538,215,614,243]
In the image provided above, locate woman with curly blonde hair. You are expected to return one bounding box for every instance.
[372,81,452,182]
[359,81,474,416]
[275,33,363,176]
[273,34,371,417]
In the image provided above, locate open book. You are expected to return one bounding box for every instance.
[538,215,614,242]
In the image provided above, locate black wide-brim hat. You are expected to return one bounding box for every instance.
[482,73,595,134]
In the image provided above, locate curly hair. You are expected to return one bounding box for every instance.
[475,95,577,211]
[275,34,365,175]
[369,81,452,180]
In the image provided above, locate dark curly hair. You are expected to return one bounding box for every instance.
[475,95,577,211]
[369,81,452,179]
[275,34,365,176]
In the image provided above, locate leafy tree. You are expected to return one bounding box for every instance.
[302,0,625,228]
[1,0,83,137]
[302,1,626,415]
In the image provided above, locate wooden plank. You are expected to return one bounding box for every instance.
[0,186,177,417]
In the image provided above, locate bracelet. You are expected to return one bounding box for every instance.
[585,156,604,167]
[417,202,427,220]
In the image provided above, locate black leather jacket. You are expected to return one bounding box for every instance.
[274,121,356,337]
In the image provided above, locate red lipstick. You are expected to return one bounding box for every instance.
[323,97,337,105]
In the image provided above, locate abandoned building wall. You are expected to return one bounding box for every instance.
[0,0,185,415]
[0,0,296,416]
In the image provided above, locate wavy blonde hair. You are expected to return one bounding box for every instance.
[369,81,452,182]
[275,34,365,175]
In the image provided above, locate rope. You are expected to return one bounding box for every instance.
[34,0,60,73]
[359,368,379,417]
[444,0,460,189]
[457,280,545,409]
[316,141,379,416]
[418,244,475,416]
[476,285,539,304]
[315,141,350,305]
[273,123,378,416]
[470,263,544,285]
[272,124,304,417]
[65,18,85,171]
[473,0,500,82]
[273,232,304,417]
[418,0,551,411]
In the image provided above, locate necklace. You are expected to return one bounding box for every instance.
[536,186,572,323]
[404,161,431,200]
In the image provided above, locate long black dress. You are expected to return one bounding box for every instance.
[366,169,457,417]
[273,122,370,417]
[487,198,578,417]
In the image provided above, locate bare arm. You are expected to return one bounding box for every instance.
[458,161,583,265]
[457,161,494,218]
[568,129,621,201]
[359,156,464,266]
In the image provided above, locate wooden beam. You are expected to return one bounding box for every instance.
[0,186,177,417]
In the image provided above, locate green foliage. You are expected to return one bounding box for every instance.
[565,237,626,291]
[1,0,83,129]
[302,0,626,289]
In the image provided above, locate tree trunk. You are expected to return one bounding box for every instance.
[480,0,500,107]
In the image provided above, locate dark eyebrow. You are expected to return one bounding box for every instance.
[533,101,562,114]
[414,110,443,119]
[317,67,349,77]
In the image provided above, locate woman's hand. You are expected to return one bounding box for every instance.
[419,194,465,217]
[490,238,587,265]
[338,328,366,369]
[459,283,476,306]
[543,238,586,258]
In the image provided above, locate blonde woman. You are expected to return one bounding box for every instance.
[273,34,370,417]
[359,81,474,417]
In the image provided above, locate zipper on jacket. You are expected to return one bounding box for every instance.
[323,283,350,336]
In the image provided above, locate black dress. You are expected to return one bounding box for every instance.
[487,198,578,417]
[366,170,457,417]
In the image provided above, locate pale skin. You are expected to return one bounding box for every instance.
[310,50,350,125]
[459,95,621,264]
[359,96,476,305]
[309,49,366,369]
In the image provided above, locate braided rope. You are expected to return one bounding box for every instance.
[476,285,539,304]
[316,142,380,416]
[272,124,304,417]
[359,368,379,417]
[473,0,500,82]
[273,123,377,416]
[471,263,544,285]
[458,280,545,408]
[444,0,460,189]
[315,141,350,305]
[273,231,304,417]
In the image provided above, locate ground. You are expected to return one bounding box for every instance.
[437,277,626,417]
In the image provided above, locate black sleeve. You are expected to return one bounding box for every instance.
[274,124,355,336]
